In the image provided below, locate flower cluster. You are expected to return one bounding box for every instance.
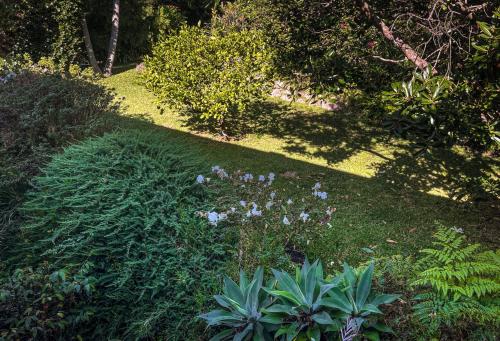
[195,166,336,230]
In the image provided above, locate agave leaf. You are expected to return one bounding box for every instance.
[370,294,399,306]
[209,329,233,341]
[234,323,254,341]
[263,304,294,314]
[342,263,356,294]
[200,310,244,326]
[355,262,374,309]
[321,289,353,314]
[307,324,321,341]
[240,269,249,291]
[272,269,307,305]
[214,294,232,309]
[245,277,262,315]
[266,289,302,306]
[360,303,382,315]
[372,322,395,334]
[260,313,283,324]
[224,276,245,306]
[311,311,334,325]
[304,262,318,306]
[313,282,339,310]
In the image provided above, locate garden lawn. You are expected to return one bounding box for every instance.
[102,69,499,266]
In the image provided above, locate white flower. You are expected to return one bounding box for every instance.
[242,173,254,182]
[299,211,309,222]
[211,165,221,173]
[283,216,291,225]
[314,191,327,200]
[258,175,266,182]
[207,211,219,225]
[268,172,276,181]
[286,198,293,205]
[230,207,236,213]
[239,200,247,207]
[251,204,262,216]
[246,210,252,218]
[312,182,321,190]
[196,175,205,184]
[451,227,464,234]
[270,191,276,200]
[265,201,273,210]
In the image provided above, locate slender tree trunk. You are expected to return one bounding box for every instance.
[103,0,120,76]
[82,16,102,74]
[356,0,437,74]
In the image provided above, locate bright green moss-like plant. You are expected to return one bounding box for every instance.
[144,26,274,134]
[10,130,230,340]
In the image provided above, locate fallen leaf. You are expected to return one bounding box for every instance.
[386,239,398,244]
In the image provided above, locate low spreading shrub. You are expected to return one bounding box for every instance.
[10,130,230,339]
[144,25,274,134]
[0,59,114,254]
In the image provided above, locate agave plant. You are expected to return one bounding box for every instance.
[262,259,340,340]
[321,262,400,340]
[199,267,275,341]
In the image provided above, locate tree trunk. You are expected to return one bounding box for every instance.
[103,0,120,76]
[355,0,437,74]
[82,16,102,74]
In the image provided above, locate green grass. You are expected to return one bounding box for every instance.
[102,69,499,266]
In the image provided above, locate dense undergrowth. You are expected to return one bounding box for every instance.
[0,65,115,255]
[2,131,230,340]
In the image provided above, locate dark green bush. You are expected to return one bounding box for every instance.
[0,66,114,255]
[0,265,95,340]
[12,131,229,339]
[144,25,274,134]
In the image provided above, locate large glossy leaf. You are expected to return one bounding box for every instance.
[355,262,374,309]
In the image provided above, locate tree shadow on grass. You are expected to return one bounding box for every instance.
[117,113,500,259]
[246,99,500,205]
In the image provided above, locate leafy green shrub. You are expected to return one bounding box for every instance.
[0,65,114,254]
[144,25,274,134]
[412,227,500,337]
[0,265,95,340]
[201,260,399,340]
[12,130,229,339]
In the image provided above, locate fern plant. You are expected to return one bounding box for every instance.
[412,226,500,335]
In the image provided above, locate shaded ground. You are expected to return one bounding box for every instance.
[103,70,499,263]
